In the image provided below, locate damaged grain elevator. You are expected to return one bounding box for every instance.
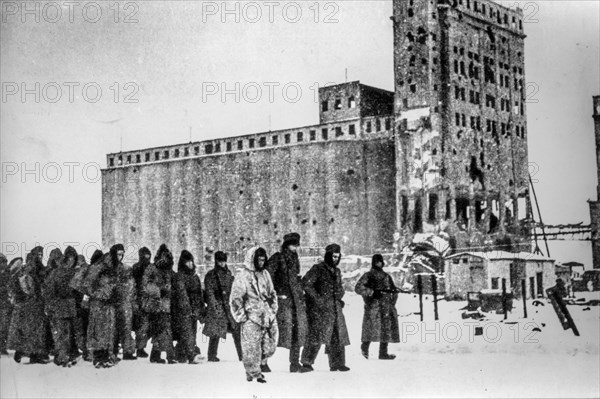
[102,0,532,258]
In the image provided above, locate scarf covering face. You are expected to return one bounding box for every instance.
[154,244,174,271]
[177,250,195,274]
[138,247,151,267]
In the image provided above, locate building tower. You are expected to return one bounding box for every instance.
[392,0,531,250]
[590,95,600,268]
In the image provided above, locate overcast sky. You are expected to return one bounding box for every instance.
[1,0,598,264]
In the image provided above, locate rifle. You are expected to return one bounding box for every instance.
[374,288,402,294]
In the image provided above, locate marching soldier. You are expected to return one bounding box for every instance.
[300,244,350,372]
[354,254,399,360]
[266,232,308,373]
[203,251,243,362]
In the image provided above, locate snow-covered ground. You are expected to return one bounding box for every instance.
[1,291,598,398]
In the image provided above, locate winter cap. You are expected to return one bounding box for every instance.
[215,251,228,262]
[282,232,301,248]
[325,243,341,254]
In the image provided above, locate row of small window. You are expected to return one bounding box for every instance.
[457,0,523,30]
[453,55,523,81]
[454,87,523,114]
[453,47,522,62]
[366,118,392,133]
[321,96,356,113]
[454,113,527,138]
[455,86,482,105]
[110,146,202,166]
[108,126,363,166]
[204,126,358,154]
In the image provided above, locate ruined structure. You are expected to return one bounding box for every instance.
[102,0,531,260]
[392,0,530,251]
[590,95,600,269]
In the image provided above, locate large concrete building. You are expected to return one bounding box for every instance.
[102,0,532,260]
[590,95,600,269]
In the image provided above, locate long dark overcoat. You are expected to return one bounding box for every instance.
[85,256,118,351]
[7,260,48,354]
[266,251,307,348]
[354,267,400,343]
[171,271,204,351]
[202,266,236,339]
[302,262,350,347]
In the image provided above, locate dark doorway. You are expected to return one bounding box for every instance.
[428,193,438,222]
[414,196,423,233]
[529,276,535,299]
[401,195,408,226]
[509,261,524,297]
[536,272,544,297]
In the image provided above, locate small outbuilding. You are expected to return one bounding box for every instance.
[445,251,555,300]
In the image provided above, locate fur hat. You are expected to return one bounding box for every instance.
[325,243,341,254]
[214,251,228,262]
[282,232,301,248]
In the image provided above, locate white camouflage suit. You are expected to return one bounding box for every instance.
[229,247,279,379]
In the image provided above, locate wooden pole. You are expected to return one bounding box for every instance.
[502,278,508,320]
[521,279,528,318]
[432,274,439,321]
[417,274,424,322]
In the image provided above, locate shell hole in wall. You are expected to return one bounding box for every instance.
[292,184,298,190]
[301,219,308,225]
[329,218,335,224]
[263,220,269,225]
[312,220,317,225]
[334,204,339,209]
[347,169,355,175]
[296,206,301,211]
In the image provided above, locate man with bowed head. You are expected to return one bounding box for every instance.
[266,232,308,373]
[300,243,350,372]
[229,246,278,383]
